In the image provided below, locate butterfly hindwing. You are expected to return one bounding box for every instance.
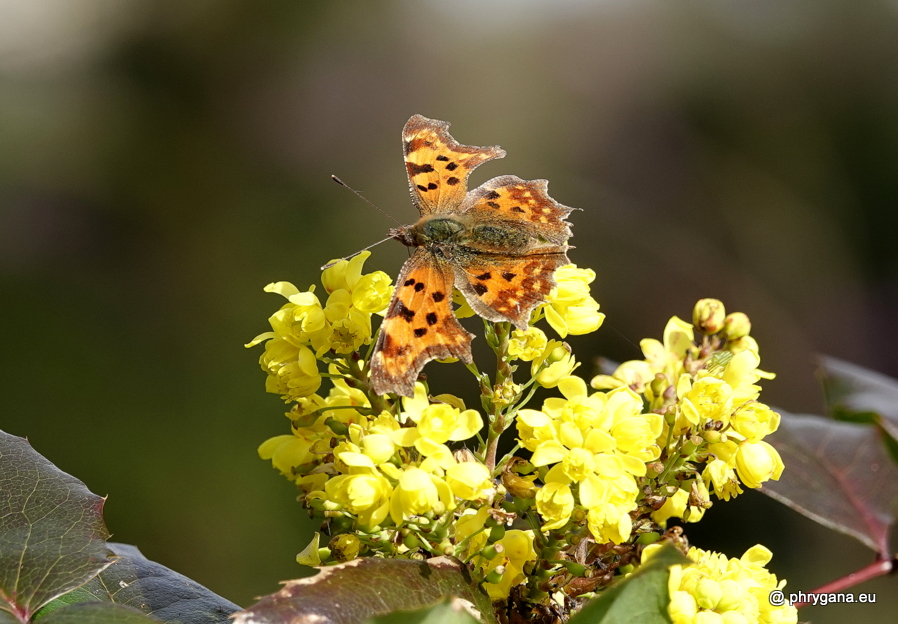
[403,115,506,216]
[453,252,570,330]
[370,248,474,397]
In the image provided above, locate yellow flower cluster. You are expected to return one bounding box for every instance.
[644,543,798,624]
[246,251,393,401]
[261,381,496,563]
[516,376,663,543]
[589,300,784,523]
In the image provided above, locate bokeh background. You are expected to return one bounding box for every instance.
[2,1,897,621]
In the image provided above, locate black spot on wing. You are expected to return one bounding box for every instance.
[407,162,435,176]
[502,272,516,281]
[414,282,425,292]
[426,312,438,326]
[446,177,460,186]
[404,278,416,287]
[396,302,416,322]
[414,328,428,337]
[485,190,500,200]
[446,162,458,171]
[431,291,446,302]
[473,283,488,296]
[427,182,438,190]
[436,155,449,161]
[476,272,492,281]
[511,206,525,213]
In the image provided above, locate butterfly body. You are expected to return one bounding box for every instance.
[369,115,577,397]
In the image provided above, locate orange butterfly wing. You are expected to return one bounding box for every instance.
[369,249,474,397]
[453,252,570,330]
[403,114,505,215]
[452,175,575,329]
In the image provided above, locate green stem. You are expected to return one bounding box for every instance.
[484,321,512,471]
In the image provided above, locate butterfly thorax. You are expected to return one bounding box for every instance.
[391,214,534,255]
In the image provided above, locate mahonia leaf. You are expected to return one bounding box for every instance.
[233,557,495,624]
[0,430,115,622]
[760,411,898,556]
[35,544,240,624]
[363,599,480,624]
[38,603,159,624]
[568,544,686,624]
[818,356,898,439]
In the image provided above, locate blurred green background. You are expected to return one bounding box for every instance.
[2,1,897,620]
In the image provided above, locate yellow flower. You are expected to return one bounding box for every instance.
[325,472,393,528]
[735,441,784,489]
[730,402,780,442]
[351,271,393,314]
[446,461,494,501]
[260,341,322,400]
[680,377,734,428]
[541,265,604,338]
[389,466,455,525]
[321,250,371,294]
[393,384,483,450]
[641,316,695,379]
[508,327,548,362]
[702,459,743,501]
[586,501,633,544]
[535,481,575,530]
[590,360,654,392]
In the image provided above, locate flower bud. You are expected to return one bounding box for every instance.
[723,312,751,340]
[488,523,506,543]
[692,299,726,334]
[329,534,361,562]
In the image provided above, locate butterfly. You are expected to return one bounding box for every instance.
[369,114,576,397]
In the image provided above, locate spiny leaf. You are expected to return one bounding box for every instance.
[569,544,686,624]
[0,430,115,622]
[760,411,898,556]
[233,557,495,624]
[35,543,240,624]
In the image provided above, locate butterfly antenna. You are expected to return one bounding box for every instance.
[331,175,402,226]
[320,234,397,270]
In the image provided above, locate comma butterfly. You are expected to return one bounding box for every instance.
[369,115,576,396]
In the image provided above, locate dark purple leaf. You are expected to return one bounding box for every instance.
[38,544,239,624]
[818,356,898,439]
[760,412,898,555]
[38,603,159,624]
[233,557,495,624]
[0,431,114,622]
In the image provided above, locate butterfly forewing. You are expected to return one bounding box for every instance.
[462,175,575,245]
[370,249,474,397]
[403,115,506,215]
